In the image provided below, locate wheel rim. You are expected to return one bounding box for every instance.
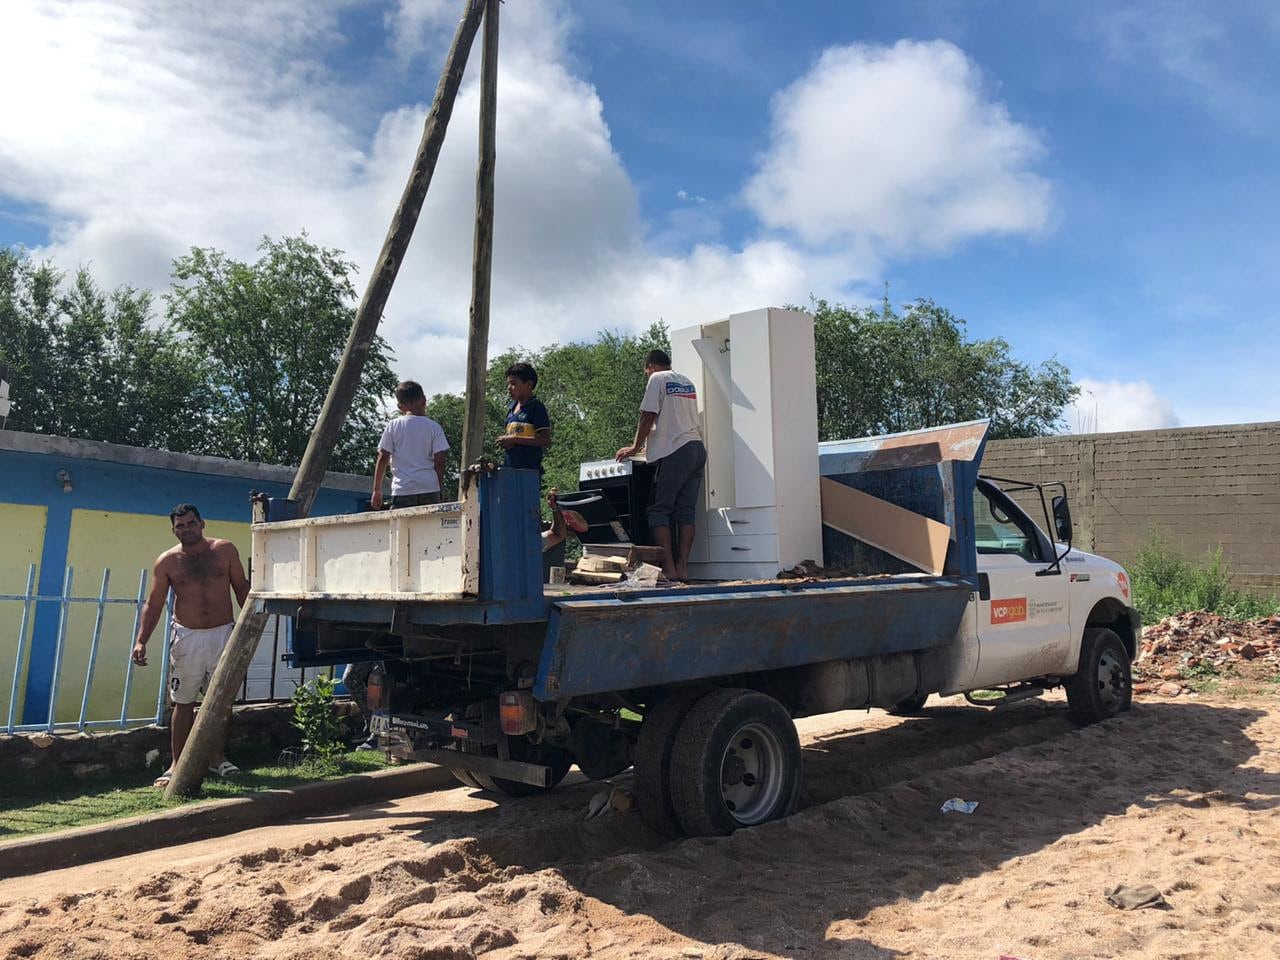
[718,721,786,825]
[1095,647,1126,713]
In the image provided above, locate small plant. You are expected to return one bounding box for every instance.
[290,675,345,767]
[1130,532,1280,623]
[1182,661,1221,680]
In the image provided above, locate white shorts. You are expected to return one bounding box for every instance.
[168,620,233,705]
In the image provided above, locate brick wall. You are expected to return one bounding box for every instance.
[982,421,1280,590]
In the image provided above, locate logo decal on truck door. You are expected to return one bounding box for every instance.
[990,597,1028,625]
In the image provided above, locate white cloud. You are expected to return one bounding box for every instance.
[744,40,1051,254]
[0,0,367,290]
[0,3,1053,398]
[1066,378,1180,434]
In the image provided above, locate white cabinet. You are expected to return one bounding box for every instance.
[671,307,822,580]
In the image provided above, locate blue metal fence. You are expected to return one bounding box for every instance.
[2,564,304,735]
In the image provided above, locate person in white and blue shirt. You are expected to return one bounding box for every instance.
[616,349,706,582]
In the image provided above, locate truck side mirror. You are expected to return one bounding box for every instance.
[1052,494,1073,543]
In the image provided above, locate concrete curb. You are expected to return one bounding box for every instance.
[0,763,456,879]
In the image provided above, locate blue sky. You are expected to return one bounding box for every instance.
[2,0,1278,431]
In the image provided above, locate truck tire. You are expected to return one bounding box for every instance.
[462,738,572,797]
[571,721,633,782]
[669,688,801,837]
[1065,627,1132,725]
[634,689,705,838]
[451,768,484,790]
[888,693,929,716]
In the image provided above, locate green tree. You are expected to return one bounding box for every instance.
[166,235,398,472]
[811,297,1077,441]
[0,249,61,432]
[0,249,208,449]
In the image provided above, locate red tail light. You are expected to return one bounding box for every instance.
[498,691,536,735]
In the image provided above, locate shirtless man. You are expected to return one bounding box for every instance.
[132,503,250,787]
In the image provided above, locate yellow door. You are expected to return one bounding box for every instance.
[0,504,47,726]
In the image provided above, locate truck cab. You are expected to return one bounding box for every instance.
[961,476,1137,715]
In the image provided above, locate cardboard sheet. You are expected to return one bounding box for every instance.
[819,478,950,576]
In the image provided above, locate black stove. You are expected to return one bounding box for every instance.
[565,457,658,545]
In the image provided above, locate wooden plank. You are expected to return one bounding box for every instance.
[582,542,633,557]
[819,478,950,576]
[573,570,627,586]
[576,555,628,573]
[459,0,500,487]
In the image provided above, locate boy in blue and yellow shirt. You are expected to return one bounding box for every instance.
[496,361,551,471]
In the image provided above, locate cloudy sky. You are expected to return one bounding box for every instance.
[2,0,1277,433]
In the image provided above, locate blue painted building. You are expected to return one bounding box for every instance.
[0,430,372,725]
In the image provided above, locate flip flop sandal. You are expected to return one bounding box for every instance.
[208,759,241,778]
[153,767,174,788]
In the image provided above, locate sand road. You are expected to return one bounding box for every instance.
[2,692,1277,959]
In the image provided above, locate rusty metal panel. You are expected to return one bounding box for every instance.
[818,419,990,473]
[819,420,990,579]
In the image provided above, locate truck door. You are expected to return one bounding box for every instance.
[968,480,1071,688]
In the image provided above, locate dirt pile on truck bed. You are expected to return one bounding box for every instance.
[1135,611,1280,693]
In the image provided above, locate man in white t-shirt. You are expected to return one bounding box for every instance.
[371,380,450,509]
[615,349,706,581]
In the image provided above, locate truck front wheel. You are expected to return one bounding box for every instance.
[1065,627,1132,725]
[669,688,801,837]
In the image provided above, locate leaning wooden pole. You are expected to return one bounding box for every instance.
[458,0,500,493]
[165,0,487,799]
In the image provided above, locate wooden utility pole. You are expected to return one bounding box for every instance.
[165,0,488,799]
[458,0,500,493]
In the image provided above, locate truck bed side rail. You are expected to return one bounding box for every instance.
[535,574,973,700]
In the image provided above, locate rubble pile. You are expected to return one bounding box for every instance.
[1134,610,1280,695]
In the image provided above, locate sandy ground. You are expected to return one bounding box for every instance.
[2,691,1278,960]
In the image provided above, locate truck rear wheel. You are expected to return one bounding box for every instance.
[462,737,572,797]
[1065,627,1132,725]
[669,688,801,837]
[634,689,705,838]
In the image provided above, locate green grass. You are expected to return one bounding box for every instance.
[1182,661,1221,681]
[0,750,388,840]
[1184,677,1222,695]
[1129,533,1280,624]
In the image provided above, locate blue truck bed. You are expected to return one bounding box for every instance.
[267,420,991,704]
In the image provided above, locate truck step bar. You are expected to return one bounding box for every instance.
[965,684,1046,707]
